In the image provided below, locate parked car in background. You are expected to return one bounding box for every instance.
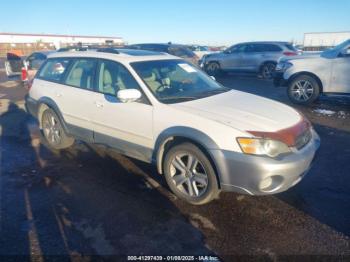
[201,41,299,79]
[188,45,213,59]
[4,52,23,77]
[5,50,55,85]
[25,50,319,205]
[23,51,56,82]
[128,43,199,65]
[274,39,350,105]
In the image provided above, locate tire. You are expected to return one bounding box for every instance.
[205,62,222,76]
[163,142,219,205]
[41,108,75,149]
[260,62,276,79]
[287,75,320,105]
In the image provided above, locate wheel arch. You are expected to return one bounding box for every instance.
[259,60,277,71]
[153,127,221,188]
[287,71,324,93]
[37,97,69,133]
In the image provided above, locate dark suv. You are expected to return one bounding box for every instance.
[128,43,199,65]
[201,41,299,79]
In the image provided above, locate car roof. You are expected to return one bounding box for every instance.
[98,48,164,56]
[48,50,180,63]
[236,41,290,45]
[130,43,189,48]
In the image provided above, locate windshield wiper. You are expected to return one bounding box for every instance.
[197,87,231,97]
[159,96,198,103]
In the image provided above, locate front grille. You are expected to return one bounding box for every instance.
[295,129,312,150]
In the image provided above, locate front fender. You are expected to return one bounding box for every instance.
[153,126,220,174]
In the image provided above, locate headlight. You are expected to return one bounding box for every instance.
[237,138,290,158]
[275,61,293,72]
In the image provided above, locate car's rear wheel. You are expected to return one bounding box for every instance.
[205,62,222,76]
[260,62,276,79]
[287,75,320,105]
[163,143,219,205]
[41,108,75,149]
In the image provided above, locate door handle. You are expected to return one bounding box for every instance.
[95,101,104,108]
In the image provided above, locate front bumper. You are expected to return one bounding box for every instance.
[273,71,287,87]
[210,129,320,195]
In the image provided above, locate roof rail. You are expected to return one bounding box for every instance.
[96,48,120,54]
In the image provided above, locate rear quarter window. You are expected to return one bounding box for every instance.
[38,58,71,82]
[285,44,298,51]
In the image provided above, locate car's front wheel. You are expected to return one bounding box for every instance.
[41,108,75,149]
[205,62,222,76]
[287,75,320,105]
[163,143,219,205]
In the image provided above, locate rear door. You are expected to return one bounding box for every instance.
[240,44,264,71]
[90,59,154,162]
[37,57,97,141]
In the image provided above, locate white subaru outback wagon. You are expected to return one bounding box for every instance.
[25,49,320,205]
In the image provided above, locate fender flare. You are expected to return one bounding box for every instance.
[153,126,220,175]
[287,71,324,93]
[37,97,70,134]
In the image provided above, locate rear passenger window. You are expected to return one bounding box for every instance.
[65,59,96,90]
[264,44,283,52]
[97,60,140,96]
[38,58,70,82]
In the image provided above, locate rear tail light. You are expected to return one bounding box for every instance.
[283,51,298,56]
[21,67,28,81]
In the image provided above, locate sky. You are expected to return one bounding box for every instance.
[1,0,349,46]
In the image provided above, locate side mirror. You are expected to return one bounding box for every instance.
[117,89,142,103]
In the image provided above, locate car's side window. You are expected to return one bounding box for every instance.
[245,44,260,53]
[38,58,71,82]
[64,59,97,90]
[229,44,246,53]
[265,44,282,52]
[96,59,141,96]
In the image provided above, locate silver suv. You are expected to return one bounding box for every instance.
[201,41,299,79]
[274,39,350,105]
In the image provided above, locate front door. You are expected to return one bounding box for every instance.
[331,46,350,93]
[220,44,246,70]
[90,59,154,162]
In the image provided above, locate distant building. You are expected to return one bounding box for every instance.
[0,32,124,56]
[303,31,350,51]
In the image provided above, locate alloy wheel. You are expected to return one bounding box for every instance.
[170,153,208,197]
[262,64,276,79]
[43,111,62,146]
[206,63,219,75]
[291,80,314,102]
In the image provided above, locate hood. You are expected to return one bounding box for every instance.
[171,90,301,133]
[203,52,225,60]
[280,52,322,62]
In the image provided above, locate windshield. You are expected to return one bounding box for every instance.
[323,39,350,54]
[131,59,230,104]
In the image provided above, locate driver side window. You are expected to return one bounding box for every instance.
[96,60,141,96]
[227,44,246,54]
